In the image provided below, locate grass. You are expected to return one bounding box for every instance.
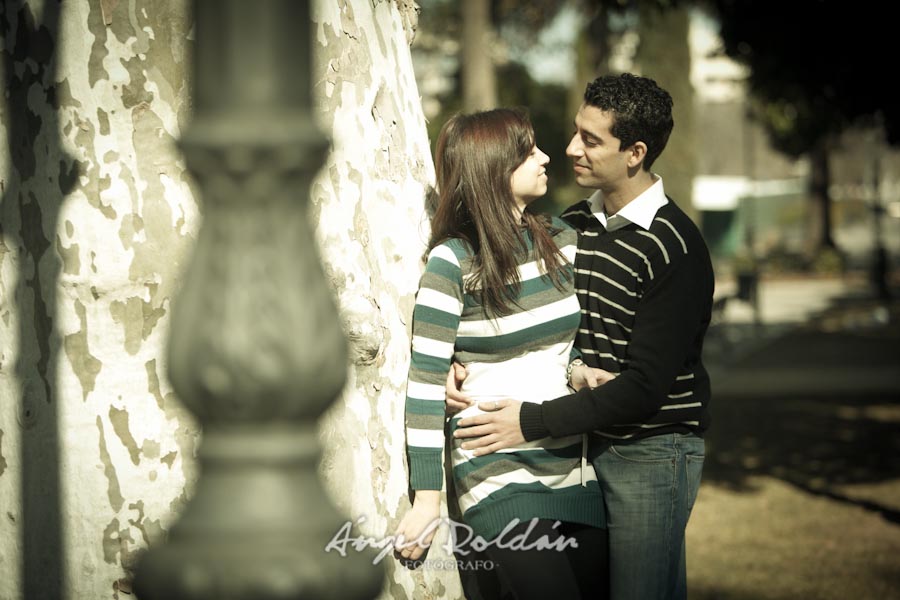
[687,476,900,599]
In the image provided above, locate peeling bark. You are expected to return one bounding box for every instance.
[312,1,459,597]
[1,1,446,598]
[1,2,197,598]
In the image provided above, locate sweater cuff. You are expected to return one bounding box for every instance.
[408,449,444,490]
[519,402,550,441]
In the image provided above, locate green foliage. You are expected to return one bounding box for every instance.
[496,62,574,212]
[760,246,807,275]
[424,59,579,217]
[731,249,758,275]
[810,247,845,275]
[494,0,568,32]
[712,0,900,153]
[416,0,459,32]
[419,0,700,219]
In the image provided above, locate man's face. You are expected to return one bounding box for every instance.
[566,104,630,191]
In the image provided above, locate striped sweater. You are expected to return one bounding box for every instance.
[404,218,604,539]
[520,197,714,442]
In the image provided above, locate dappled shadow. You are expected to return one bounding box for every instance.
[702,391,900,519]
[700,297,900,523]
[1,1,75,597]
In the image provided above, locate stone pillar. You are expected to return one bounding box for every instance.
[132,1,384,598]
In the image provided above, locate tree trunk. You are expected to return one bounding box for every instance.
[808,138,836,252]
[570,1,610,116]
[312,1,462,597]
[1,2,198,598]
[1,1,455,598]
[635,4,698,223]
[461,0,497,110]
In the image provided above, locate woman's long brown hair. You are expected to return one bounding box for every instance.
[428,108,570,317]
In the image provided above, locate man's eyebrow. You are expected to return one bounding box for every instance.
[579,126,601,141]
[573,118,602,141]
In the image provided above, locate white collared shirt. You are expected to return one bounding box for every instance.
[588,176,669,232]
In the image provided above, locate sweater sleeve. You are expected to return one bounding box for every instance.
[536,244,713,438]
[405,242,465,489]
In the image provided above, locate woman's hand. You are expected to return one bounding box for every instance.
[394,490,442,561]
[445,362,471,414]
[570,365,617,391]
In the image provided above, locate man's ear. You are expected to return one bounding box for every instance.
[627,142,648,169]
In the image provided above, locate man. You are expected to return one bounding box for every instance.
[450,73,714,600]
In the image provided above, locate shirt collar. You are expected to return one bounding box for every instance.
[588,176,668,232]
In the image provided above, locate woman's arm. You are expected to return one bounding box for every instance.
[403,243,465,490]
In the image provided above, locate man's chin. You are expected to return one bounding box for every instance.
[573,174,595,188]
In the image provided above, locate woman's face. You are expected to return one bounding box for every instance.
[510,144,550,212]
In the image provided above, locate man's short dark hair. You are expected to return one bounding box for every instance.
[583,73,674,170]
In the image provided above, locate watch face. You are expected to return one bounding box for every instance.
[567,360,583,381]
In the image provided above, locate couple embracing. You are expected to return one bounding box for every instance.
[396,73,714,600]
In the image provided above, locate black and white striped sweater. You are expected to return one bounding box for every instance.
[521,196,715,442]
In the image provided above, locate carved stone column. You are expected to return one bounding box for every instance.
[133,1,384,598]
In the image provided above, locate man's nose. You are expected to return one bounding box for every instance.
[565,136,581,157]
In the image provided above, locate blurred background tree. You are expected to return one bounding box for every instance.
[415,0,696,217]
[412,0,899,284]
[710,0,899,273]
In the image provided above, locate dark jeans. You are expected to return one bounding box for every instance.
[591,433,705,600]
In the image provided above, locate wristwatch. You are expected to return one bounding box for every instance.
[566,358,585,384]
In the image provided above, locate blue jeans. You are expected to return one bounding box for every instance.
[590,433,705,600]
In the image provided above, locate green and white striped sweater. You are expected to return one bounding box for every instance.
[404,218,605,539]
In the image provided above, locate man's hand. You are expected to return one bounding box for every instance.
[452,399,524,456]
[394,490,441,561]
[570,365,617,391]
[445,362,472,414]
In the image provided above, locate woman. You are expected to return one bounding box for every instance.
[395,108,608,599]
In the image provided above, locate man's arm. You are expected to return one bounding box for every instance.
[456,249,711,448]
[455,399,525,455]
[534,246,712,438]
[453,365,615,454]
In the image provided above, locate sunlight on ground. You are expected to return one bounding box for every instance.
[687,476,900,599]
